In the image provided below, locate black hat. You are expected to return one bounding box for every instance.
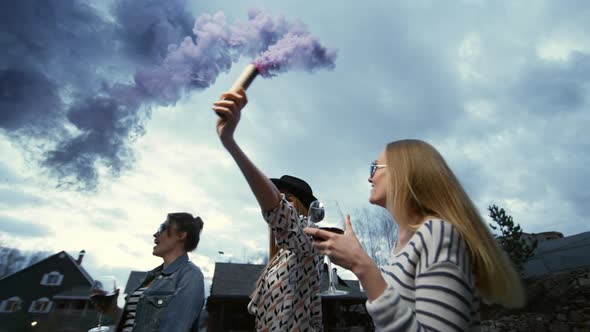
[270,175,318,209]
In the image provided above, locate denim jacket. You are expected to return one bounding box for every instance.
[116,253,205,332]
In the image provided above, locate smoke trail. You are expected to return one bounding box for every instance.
[0,0,194,191]
[136,9,337,104]
[1,3,337,191]
[254,32,337,76]
[43,83,149,189]
[112,0,194,62]
[0,69,63,132]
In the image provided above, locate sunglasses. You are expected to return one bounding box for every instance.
[155,222,169,237]
[370,161,387,178]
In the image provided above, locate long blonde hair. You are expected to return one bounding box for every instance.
[384,139,525,307]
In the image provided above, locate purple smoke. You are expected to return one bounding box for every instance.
[43,83,149,189]
[112,0,194,62]
[137,9,337,104]
[1,3,337,191]
[254,32,337,77]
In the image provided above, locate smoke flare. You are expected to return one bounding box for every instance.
[0,3,337,191]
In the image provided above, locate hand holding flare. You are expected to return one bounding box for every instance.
[213,64,260,143]
[213,89,247,146]
[230,64,259,92]
[213,64,259,119]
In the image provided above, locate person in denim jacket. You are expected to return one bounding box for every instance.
[95,212,205,332]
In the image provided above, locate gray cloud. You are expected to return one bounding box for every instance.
[97,207,129,220]
[496,50,590,223]
[0,188,44,207]
[88,207,130,229]
[0,162,22,185]
[515,52,590,114]
[0,215,52,237]
[0,0,193,191]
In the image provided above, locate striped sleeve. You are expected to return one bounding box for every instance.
[262,197,315,255]
[414,261,473,331]
[366,220,476,331]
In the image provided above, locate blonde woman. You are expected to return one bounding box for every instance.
[213,90,323,331]
[305,139,524,331]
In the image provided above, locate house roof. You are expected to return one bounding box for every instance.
[124,271,148,295]
[533,231,590,254]
[0,250,100,332]
[524,231,590,276]
[0,250,95,329]
[523,231,564,237]
[209,262,366,300]
[64,251,93,284]
[210,262,265,298]
[0,250,93,284]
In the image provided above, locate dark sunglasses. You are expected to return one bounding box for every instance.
[155,222,169,236]
[370,161,387,178]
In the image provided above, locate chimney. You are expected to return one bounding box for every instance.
[76,250,86,265]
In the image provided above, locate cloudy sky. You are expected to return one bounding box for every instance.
[1,0,589,297]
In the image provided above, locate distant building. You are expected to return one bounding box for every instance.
[524,231,590,277]
[521,231,564,245]
[207,262,373,331]
[0,250,101,332]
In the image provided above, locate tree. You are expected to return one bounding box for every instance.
[0,246,50,279]
[0,247,25,278]
[352,206,397,266]
[241,250,268,265]
[488,204,538,274]
[217,247,268,265]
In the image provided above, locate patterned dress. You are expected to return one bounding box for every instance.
[248,197,323,331]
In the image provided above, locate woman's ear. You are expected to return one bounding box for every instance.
[177,231,188,242]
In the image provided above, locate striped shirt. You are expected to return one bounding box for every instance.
[248,197,323,331]
[121,287,147,332]
[366,219,481,331]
